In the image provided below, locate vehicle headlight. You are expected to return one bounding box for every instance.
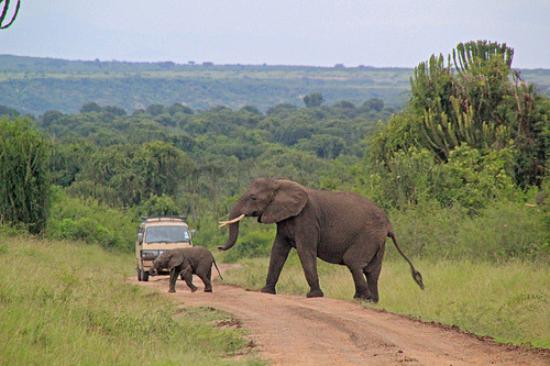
[141,250,159,259]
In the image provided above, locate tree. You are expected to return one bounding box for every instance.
[362,98,384,112]
[137,195,180,217]
[369,40,549,205]
[0,117,50,233]
[80,102,102,113]
[0,104,19,117]
[303,93,324,108]
[146,104,165,116]
[40,110,64,127]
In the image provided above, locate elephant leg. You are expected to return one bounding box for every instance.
[343,241,378,300]
[262,234,291,294]
[197,270,212,292]
[194,262,213,292]
[181,266,198,292]
[364,243,385,303]
[168,267,180,293]
[295,243,323,298]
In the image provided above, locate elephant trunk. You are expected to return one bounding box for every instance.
[218,203,244,251]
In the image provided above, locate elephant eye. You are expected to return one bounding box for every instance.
[250,195,257,201]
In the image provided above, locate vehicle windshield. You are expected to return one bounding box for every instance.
[144,225,190,243]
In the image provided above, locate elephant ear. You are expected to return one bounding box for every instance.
[167,252,183,269]
[261,180,308,224]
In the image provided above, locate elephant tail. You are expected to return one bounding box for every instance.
[212,257,224,281]
[388,232,424,290]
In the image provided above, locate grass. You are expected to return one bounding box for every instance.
[0,234,263,366]
[224,252,550,349]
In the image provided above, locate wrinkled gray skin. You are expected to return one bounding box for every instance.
[150,247,223,293]
[219,178,423,302]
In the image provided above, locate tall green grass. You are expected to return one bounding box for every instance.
[0,235,262,366]
[224,254,550,349]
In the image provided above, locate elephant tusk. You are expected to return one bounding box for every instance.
[218,214,245,228]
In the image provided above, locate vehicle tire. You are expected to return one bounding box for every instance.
[142,270,149,282]
[137,267,142,281]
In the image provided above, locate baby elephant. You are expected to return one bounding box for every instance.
[150,247,223,293]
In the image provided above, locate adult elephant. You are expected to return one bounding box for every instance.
[218,178,423,302]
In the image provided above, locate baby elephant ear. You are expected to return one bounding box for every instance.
[261,180,308,224]
[167,252,183,269]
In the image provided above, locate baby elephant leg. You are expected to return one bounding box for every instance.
[168,267,180,293]
[196,264,213,292]
[181,265,198,292]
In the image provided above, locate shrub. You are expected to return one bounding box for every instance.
[0,117,50,234]
[388,199,549,262]
[137,194,180,218]
[46,188,137,251]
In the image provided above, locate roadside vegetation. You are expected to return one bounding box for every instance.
[0,235,262,366]
[0,40,548,352]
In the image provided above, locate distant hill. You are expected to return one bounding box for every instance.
[1,55,548,115]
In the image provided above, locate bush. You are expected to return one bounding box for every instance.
[137,194,179,218]
[46,188,137,251]
[363,144,519,212]
[388,199,549,262]
[0,117,50,234]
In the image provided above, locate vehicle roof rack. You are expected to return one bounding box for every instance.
[140,216,187,223]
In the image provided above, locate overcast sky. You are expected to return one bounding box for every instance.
[1,0,549,68]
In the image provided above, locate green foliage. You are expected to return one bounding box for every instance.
[0,117,50,234]
[368,40,550,210]
[409,42,516,161]
[387,199,549,261]
[0,104,20,117]
[363,144,517,212]
[362,98,384,112]
[303,92,324,108]
[433,145,517,210]
[46,188,137,251]
[68,141,195,207]
[0,236,261,365]
[137,195,180,218]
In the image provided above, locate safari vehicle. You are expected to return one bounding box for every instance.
[135,217,193,281]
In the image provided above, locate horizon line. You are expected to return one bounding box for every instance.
[3,53,549,71]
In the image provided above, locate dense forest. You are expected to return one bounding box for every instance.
[1,54,549,115]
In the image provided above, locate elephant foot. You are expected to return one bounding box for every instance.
[204,288,213,293]
[168,288,176,293]
[261,286,276,295]
[306,289,324,298]
[354,292,378,303]
[190,286,198,292]
[353,290,370,300]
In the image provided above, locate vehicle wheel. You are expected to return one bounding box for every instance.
[137,267,142,281]
[142,270,149,282]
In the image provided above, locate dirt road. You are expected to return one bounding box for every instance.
[132,268,549,366]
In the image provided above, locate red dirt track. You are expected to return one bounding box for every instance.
[131,267,550,366]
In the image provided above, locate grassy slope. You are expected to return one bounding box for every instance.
[224,253,550,349]
[0,235,263,366]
